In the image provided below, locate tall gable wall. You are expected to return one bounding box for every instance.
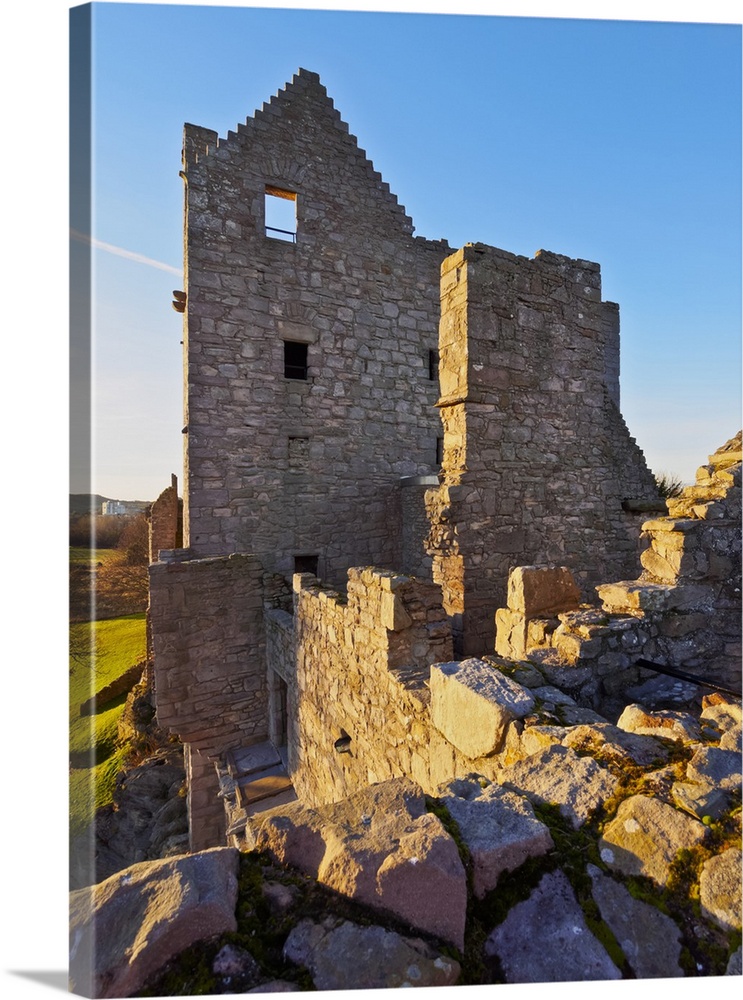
[181,69,449,585]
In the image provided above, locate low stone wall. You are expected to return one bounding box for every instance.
[291,567,457,805]
[79,662,145,717]
[149,549,270,848]
[289,567,587,806]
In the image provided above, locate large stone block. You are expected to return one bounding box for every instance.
[69,847,240,998]
[429,658,535,759]
[439,780,553,898]
[506,566,580,617]
[598,795,707,885]
[254,778,467,949]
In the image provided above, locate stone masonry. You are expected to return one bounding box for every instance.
[181,68,449,583]
[288,568,453,805]
[148,551,268,848]
[494,434,743,706]
[148,474,181,564]
[426,244,661,655]
[148,69,696,849]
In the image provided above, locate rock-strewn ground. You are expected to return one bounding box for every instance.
[73,687,741,995]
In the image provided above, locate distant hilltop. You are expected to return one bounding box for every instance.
[70,494,150,516]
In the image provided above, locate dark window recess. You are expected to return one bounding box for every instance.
[428,349,439,381]
[436,437,444,467]
[284,341,308,380]
[265,186,297,242]
[294,554,319,576]
[277,677,288,746]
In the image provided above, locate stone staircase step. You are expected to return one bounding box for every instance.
[237,768,295,808]
[245,786,298,816]
[226,740,281,779]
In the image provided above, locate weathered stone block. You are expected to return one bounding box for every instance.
[429,659,535,759]
[494,607,528,658]
[599,795,707,885]
[597,581,672,612]
[506,566,581,617]
[440,781,554,898]
[484,870,621,983]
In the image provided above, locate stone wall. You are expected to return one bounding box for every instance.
[495,435,742,703]
[289,568,456,805]
[181,69,449,586]
[149,551,268,755]
[400,475,438,578]
[148,474,181,563]
[265,607,295,749]
[149,550,269,847]
[426,244,661,656]
[599,432,742,692]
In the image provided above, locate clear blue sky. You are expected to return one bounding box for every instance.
[72,1,741,502]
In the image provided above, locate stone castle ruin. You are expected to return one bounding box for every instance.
[147,69,741,851]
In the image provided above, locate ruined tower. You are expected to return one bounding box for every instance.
[150,69,662,848]
[180,68,450,584]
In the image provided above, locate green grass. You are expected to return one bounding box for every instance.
[70,746,132,839]
[70,614,147,707]
[70,546,123,566]
[69,613,147,839]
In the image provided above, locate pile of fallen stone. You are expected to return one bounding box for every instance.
[70,687,741,995]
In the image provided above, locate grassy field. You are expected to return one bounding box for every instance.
[70,546,123,566]
[69,612,147,838]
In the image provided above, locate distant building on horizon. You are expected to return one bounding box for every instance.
[101,499,148,516]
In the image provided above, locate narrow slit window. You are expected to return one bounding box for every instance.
[428,349,439,381]
[436,437,444,467]
[265,185,297,242]
[284,341,308,380]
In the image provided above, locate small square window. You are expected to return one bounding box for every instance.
[265,186,297,242]
[284,341,308,380]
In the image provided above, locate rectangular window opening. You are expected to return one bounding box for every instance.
[428,348,439,381]
[436,437,444,467]
[284,341,308,380]
[294,554,319,577]
[265,186,297,242]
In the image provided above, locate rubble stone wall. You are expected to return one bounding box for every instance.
[601,433,742,692]
[287,567,576,808]
[290,568,460,805]
[400,476,438,578]
[148,551,268,756]
[182,69,448,586]
[148,474,181,563]
[427,244,661,656]
[495,435,742,704]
